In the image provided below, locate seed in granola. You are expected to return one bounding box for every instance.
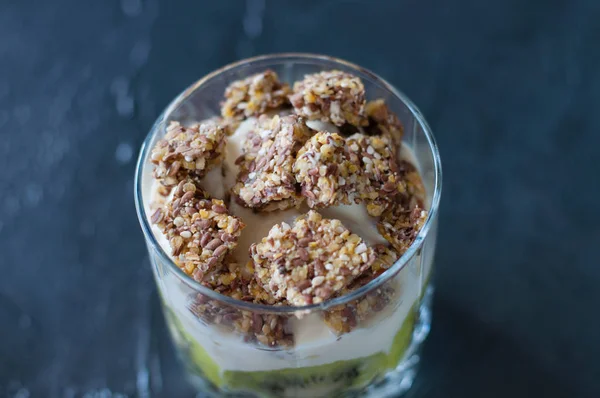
[171,236,184,255]
[182,182,197,192]
[200,232,211,247]
[205,238,222,251]
[252,313,263,334]
[212,203,228,214]
[205,257,218,269]
[151,209,164,224]
[315,286,332,299]
[312,276,325,287]
[212,245,228,258]
[296,280,312,291]
[180,191,195,204]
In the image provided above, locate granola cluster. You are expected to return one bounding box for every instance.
[347,134,407,216]
[190,293,294,347]
[151,121,225,186]
[232,114,312,211]
[148,67,431,345]
[289,70,367,127]
[221,70,291,122]
[251,211,375,306]
[151,179,245,281]
[323,244,398,334]
[293,132,362,208]
[378,205,428,254]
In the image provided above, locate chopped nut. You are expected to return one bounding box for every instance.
[153,179,245,279]
[289,70,367,126]
[151,121,226,186]
[364,99,404,145]
[347,134,407,216]
[232,114,312,211]
[250,211,375,306]
[378,205,427,255]
[221,70,291,122]
[294,132,364,208]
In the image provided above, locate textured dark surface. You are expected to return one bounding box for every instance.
[1,0,599,397]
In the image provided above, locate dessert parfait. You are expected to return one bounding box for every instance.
[135,55,441,398]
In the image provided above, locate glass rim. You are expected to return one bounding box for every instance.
[134,53,442,313]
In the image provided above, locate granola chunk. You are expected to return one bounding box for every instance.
[378,205,427,254]
[294,132,363,208]
[232,114,312,211]
[323,284,396,334]
[188,258,292,347]
[221,70,291,122]
[152,179,245,280]
[322,244,398,334]
[250,211,375,306]
[364,99,404,145]
[189,291,293,347]
[347,134,407,216]
[289,70,367,126]
[151,121,226,186]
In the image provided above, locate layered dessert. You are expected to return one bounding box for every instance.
[143,69,432,397]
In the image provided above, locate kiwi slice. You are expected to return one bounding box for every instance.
[387,305,417,368]
[223,353,387,397]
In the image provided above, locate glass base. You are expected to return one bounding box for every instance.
[181,286,433,398]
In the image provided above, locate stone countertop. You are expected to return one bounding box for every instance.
[1,0,598,397]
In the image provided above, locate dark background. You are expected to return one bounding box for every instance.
[1,0,599,397]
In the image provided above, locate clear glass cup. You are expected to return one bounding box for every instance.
[134,54,442,398]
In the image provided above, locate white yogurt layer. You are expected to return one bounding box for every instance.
[163,264,421,372]
[142,116,434,373]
